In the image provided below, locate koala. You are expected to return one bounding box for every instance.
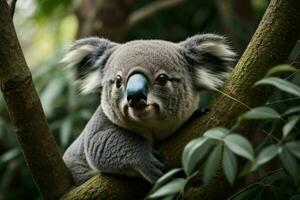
[62,34,235,185]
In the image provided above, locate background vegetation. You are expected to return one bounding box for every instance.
[0,0,299,199]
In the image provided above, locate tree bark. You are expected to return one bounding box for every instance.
[61,175,150,200]
[61,0,300,199]
[0,1,73,199]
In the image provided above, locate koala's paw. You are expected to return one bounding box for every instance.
[191,107,211,120]
[136,149,166,184]
[152,149,164,161]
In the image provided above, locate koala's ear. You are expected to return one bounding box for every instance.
[61,37,118,93]
[180,34,236,90]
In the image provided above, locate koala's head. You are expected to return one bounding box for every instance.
[62,34,235,144]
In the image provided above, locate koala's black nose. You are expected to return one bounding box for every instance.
[126,73,148,107]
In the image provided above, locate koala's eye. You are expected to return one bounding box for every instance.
[116,75,122,88]
[156,74,168,86]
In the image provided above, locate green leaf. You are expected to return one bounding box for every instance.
[40,77,64,116]
[229,184,263,200]
[283,106,300,116]
[265,65,298,77]
[203,127,229,140]
[0,160,21,193]
[238,107,280,121]
[290,195,300,200]
[256,144,278,166]
[223,146,237,185]
[285,141,300,159]
[0,97,5,111]
[282,116,300,138]
[254,77,300,97]
[224,134,254,161]
[0,148,19,164]
[203,144,222,184]
[161,194,177,200]
[261,169,286,184]
[182,137,213,176]
[150,168,182,193]
[239,161,255,176]
[148,178,186,199]
[230,170,285,200]
[60,117,73,148]
[79,110,93,120]
[278,147,298,181]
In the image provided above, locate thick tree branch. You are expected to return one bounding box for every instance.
[127,0,189,29]
[61,175,150,200]
[62,0,300,199]
[0,1,73,199]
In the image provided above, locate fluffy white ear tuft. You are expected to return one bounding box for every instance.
[61,45,96,68]
[180,33,236,90]
[79,70,102,94]
[196,40,236,62]
[61,37,118,93]
[194,68,231,90]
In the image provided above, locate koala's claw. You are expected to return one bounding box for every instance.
[152,149,164,162]
[136,153,165,184]
[139,163,164,184]
[191,107,211,119]
[152,157,166,173]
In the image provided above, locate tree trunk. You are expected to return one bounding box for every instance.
[75,0,135,41]
[75,0,190,41]
[0,1,73,199]
[61,0,300,199]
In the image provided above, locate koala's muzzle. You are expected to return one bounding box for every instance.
[126,73,148,108]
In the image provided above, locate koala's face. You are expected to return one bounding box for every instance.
[100,41,200,142]
[62,34,235,144]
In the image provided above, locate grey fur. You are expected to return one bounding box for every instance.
[63,107,164,185]
[62,34,235,185]
[61,37,118,93]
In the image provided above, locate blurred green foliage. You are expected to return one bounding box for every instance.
[0,53,98,200]
[1,0,298,199]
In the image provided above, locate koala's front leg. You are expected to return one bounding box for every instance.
[84,129,164,184]
[82,107,165,184]
[63,134,98,185]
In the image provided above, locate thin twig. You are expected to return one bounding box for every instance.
[261,129,281,143]
[215,88,252,110]
[127,0,189,29]
[266,97,300,105]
